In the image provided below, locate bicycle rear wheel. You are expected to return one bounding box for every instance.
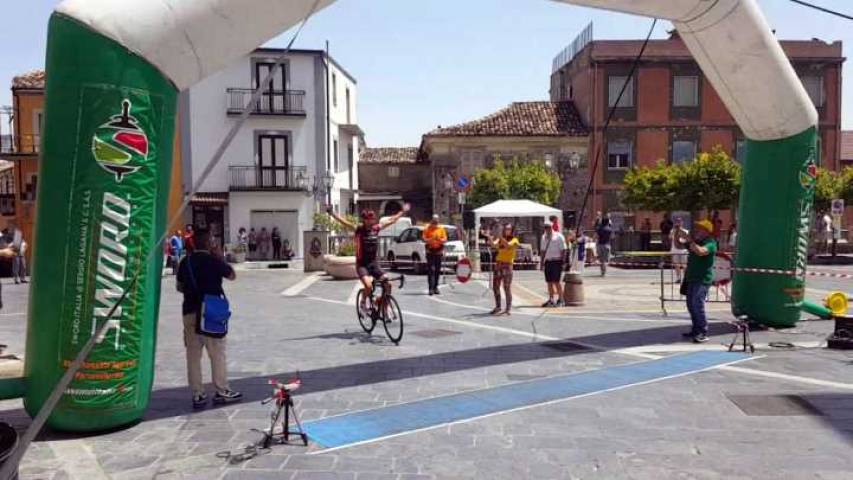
[355,289,375,333]
[381,296,404,344]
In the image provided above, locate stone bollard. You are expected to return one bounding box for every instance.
[563,271,585,306]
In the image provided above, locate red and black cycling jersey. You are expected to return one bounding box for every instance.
[354,224,382,266]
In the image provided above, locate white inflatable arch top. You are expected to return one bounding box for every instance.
[57,0,817,141]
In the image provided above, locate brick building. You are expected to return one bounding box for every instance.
[358,147,432,222]
[421,101,589,222]
[550,29,844,229]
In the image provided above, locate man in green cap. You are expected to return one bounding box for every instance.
[678,219,717,343]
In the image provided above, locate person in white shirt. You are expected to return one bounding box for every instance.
[821,211,833,254]
[540,220,567,307]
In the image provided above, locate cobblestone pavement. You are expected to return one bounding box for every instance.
[0,264,851,479]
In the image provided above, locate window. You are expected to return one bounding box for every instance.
[332,73,338,107]
[673,75,699,107]
[799,75,824,107]
[607,140,632,169]
[672,140,697,164]
[254,61,287,113]
[333,139,339,173]
[608,75,634,108]
[347,144,354,171]
[257,134,289,187]
[345,87,351,123]
[735,139,747,164]
[388,166,400,178]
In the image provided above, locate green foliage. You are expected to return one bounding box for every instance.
[313,212,358,234]
[839,166,853,204]
[622,146,741,213]
[814,167,843,212]
[336,240,356,257]
[469,157,562,208]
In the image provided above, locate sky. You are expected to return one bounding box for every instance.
[0,0,851,147]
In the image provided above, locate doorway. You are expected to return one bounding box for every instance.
[250,209,299,260]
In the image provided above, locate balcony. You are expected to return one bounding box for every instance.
[226,88,306,116]
[229,165,307,192]
[0,135,40,154]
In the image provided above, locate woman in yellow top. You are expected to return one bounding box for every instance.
[491,223,519,315]
[423,215,448,295]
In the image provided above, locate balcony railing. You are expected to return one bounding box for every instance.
[0,135,40,154]
[229,165,307,192]
[226,88,306,116]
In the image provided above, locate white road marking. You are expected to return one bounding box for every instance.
[346,283,361,305]
[281,272,322,296]
[304,296,853,391]
[49,440,110,479]
[310,354,758,454]
[429,296,685,324]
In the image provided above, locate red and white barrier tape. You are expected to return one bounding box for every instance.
[377,258,851,279]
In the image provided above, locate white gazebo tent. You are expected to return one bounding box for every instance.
[473,199,561,230]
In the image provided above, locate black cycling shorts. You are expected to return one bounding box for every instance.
[357,261,384,279]
[544,260,564,283]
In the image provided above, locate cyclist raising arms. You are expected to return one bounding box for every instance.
[327,204,410,303]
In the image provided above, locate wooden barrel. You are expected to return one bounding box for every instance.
[563,272,585,306]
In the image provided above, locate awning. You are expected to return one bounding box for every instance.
[473,199,561,228]
[190,192,229,206]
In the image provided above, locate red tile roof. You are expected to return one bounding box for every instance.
[427,101,588,137]
[841,131,853,161]
[12,70,45,90]
[360,147,423,164]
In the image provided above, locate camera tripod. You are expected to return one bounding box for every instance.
[258,378,308,448]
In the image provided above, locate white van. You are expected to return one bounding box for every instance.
[386,225,466,274]
[379,215,413,239]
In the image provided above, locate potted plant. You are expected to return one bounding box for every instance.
[324,240,358,279]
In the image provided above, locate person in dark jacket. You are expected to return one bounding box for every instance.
[176,230,241,409]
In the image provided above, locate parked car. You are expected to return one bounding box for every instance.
[386,225,466,274]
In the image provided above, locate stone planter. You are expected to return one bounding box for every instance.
[324,255,358,279]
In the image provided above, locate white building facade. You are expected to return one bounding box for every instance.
[180,48,360,258]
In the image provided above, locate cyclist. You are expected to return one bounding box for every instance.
[327,204,410,307]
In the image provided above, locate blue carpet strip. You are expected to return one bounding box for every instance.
[304,350,750,449]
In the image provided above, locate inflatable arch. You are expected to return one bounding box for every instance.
[19,0,820,431]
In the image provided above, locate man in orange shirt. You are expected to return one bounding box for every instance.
[423,215,448,295]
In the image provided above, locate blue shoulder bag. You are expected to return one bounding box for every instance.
[186,256,231,338]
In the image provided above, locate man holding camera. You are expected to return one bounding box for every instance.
[678,219,717,344]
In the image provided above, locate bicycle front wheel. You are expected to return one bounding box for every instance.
[356,289,375,333]
[381,296,404,344]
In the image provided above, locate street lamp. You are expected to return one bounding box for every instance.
[568,151,581,170]
[296,170,309,193]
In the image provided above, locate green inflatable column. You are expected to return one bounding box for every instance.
[23,13,177,431]
[733,127,818,328]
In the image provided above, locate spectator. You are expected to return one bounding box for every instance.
[639,218,652,251]
[236,227,248,251]
[271,227,282,260]
[549,215,560,233]
[670,218,690,283]
[183,225,196,255]
[248,228,257,260]
[176,230,241,409]
[423,215,447,296]
[258,227,271,260]
[678,219,717,343]
[490,224,519,315]
[820,211,833,254]
[8,223,27,284]
[728,222,738,253]
[540,219,567,307]
[595,215,613,276]
[170,230,184,274]
[660,213,674,251]
[711,210,723,240]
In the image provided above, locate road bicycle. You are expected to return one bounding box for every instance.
[355,275,405,344]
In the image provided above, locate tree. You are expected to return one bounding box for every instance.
[839,166,853,204]
[813,167,842,212]
[469,158,561,208]
[622,146,741,213]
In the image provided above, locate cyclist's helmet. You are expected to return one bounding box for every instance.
[360,209,376,221]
